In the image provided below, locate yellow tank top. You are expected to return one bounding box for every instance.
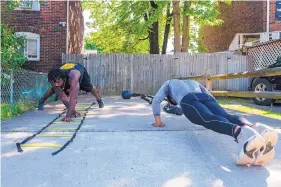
[60,63,76,70]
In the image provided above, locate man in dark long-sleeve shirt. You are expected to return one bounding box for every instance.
[152,79,278,166]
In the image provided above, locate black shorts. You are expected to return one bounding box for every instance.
[60,65,93,96]
[80,69,93,92]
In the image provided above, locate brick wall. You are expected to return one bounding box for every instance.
[2,1,67,72]
[201,1,264,53]
[1,1,84,73]
[68,1,84,54]
[267,1,281,31]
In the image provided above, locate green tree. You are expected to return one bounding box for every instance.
[187,0,231,52]
[1,24,27,70]
[4,0,21,10]
[83,0,230,54]
[84,38,103,53]
[83,0,168,54]
[1,1,30,69]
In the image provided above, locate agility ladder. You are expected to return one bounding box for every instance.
[16,102,95,156]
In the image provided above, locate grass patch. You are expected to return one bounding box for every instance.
[1,100,35,121]
[216,97,251,103]
[218,100,281,121]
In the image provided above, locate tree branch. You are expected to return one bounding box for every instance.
[132,36,149,48]
[149,0,158,9]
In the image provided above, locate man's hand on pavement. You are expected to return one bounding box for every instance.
[62,116,72,122]
[72,110,81,118]
[152,121,165,127]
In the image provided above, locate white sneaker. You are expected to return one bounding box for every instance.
[251,123,278,165]
[236,126,265,166]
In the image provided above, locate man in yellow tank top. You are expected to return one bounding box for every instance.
[38,62,104,122]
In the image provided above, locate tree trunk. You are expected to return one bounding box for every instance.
[149,22,159,54]
[173,1,181,53]
[181,1,191,52]
[148,1,159,54]
[162,2,172,54]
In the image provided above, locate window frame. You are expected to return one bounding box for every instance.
[16,32,40,61]
[15,0,40,11]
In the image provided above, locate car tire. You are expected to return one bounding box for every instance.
[252,78,274,106]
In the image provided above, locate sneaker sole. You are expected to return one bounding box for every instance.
[236,134,265,166]
[253,129,278,165]
[254,149,275,166]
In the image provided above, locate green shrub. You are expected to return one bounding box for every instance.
[1,100,34,121]
[1,24,27,70]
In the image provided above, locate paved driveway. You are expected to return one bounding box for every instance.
[1,96,281,187]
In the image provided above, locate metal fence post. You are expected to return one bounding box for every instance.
[10,70,14,105]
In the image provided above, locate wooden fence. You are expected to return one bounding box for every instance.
[62,53,250,96]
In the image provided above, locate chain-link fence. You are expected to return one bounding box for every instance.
[1,68,56,119]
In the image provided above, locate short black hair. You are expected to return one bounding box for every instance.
[48,68,66,83]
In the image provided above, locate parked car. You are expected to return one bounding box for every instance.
[249,56,281,106]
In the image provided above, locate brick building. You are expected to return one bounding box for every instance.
[1,1,84,72]
[201,1,281,53]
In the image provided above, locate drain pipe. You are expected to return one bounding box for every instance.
[266,0,270,33]
[66,0,69,54]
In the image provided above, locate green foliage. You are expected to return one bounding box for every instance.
[1,100,34,121]
[5,0,21,11]
[4,0,46,10]
[83,0,230,53]
[186,1,223,26]
[185,0,231,52]
[1,72,11,86]
[84,38,103,53]
[1,24,27,70]
[83,0,169,54]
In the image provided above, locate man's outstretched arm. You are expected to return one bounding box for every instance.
[53,87,69,108]
[151,80,169,127]
[64,70,80,121]
[52,87,80,121]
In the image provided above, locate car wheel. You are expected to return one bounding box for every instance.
[252,78,274,106]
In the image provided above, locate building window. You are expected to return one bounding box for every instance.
[16,0,40,11]
[16,32,40,61]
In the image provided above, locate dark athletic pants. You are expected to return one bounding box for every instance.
[180,93,247,137]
